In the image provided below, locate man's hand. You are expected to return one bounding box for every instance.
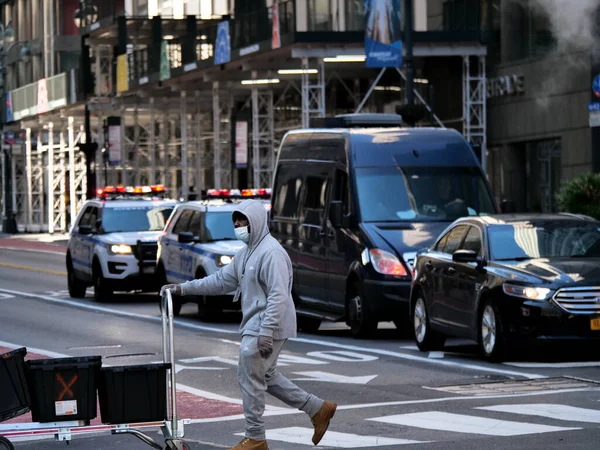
[160,284,182,297]
[257,335,273,359]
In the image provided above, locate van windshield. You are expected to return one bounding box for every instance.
[355,166,496,222]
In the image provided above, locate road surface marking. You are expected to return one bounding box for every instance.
[236,427,426,447]
[0,261,66,276]
[477,403,600,423]
[368,411,580,436]
[0,288,564,380]
[504,361,600,368]
[0,246,65,256]
[290,371,377,384]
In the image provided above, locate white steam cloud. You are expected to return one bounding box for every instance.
[527,0,600,58]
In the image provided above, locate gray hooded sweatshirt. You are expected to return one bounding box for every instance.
[179,199,297,340]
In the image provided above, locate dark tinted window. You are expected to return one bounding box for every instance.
[204,212,237,241]
[462,226,482,255]
[489,221,600,260]
[433,232,450,252]
[272,164,303,219]
[278,133,312,161]
[332,169,350,214]
[172,209,194,234]
[300,165,330,226]
[78,206,96,228]
[309,133,346,163]
[188,211,203,236]
[442,225,468,254]
[102,205,173,233]
[355,166,496,222]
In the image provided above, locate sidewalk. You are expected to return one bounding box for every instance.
[0,232,68,253]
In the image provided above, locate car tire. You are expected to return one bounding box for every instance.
[66,254,87,298]
[412,294,445,352]
[478,299,507,362]
[347,282,378,338]
[93,261,113,302]
[0,436,15,450]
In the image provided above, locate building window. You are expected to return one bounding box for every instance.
[345,0,364,31]
[307,0,332,31]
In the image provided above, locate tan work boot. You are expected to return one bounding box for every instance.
[229,437,269,450]
[311,400,337,445]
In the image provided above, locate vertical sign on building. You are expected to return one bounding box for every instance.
[272,2,281,50]
[107,116,122,165]
[364,0,403,68]
[235,121,248,168]
[5,92,13,123]
[214,20,231,65]
[116,54,129,93]
[160,41,171,81]
[37,79,49,114]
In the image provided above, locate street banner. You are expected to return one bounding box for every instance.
[160,41,171,81]
[235,121,248,168]
[364,0,403,68]
[5,92,13,123]
[272,2,281,50]
[215,20,231,65]
[116,54,129,93]
[107,117,122,165]
[37,79,49,114]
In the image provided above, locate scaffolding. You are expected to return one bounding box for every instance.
[463,55,487,173]
[251,84,275,189]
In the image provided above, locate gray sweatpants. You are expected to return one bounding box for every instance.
[238,335,324,441]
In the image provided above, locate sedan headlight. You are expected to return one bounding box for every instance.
[216,255,233,267]
[503,283,552,301]
[109,244,133,255]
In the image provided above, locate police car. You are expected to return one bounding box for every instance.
[157,188,271,318]
[66,185,177,302]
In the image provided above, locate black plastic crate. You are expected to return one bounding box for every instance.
[98,363,170,424]
[25,356,102,423]
[0,347,31,422]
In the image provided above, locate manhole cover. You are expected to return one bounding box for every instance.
[424,377,600,396]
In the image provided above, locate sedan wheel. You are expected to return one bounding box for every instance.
[412,295,445,351]
[478,299,506,361]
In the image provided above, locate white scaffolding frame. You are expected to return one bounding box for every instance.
[301,58,325,128]
[463,55,487,174]
[251,83,275,189]
[212,81,232,190]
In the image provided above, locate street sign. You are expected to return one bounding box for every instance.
[214,21,231,65]
[160,41,171,82]
[589,102,600,127]
[116,54,129,93]
[593,74,600,98]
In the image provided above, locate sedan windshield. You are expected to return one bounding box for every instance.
[205,212,238,241]
[490,222,600,260]
[102,206,174,233]
[355,166,496,222]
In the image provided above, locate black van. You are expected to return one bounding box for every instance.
[270,114,498,338]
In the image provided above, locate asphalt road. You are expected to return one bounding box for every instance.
[1,245,600,450]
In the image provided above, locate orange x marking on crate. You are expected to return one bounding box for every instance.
[56,373,78,400]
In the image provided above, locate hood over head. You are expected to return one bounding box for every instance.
[232,199,270,248]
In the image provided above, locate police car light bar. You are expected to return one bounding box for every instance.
[205,188,272,199]
[96,185,168,199]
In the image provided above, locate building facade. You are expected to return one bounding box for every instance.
[486,0,597,213]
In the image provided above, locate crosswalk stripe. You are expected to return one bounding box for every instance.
[477,404,600,423]
[236,427,427,447]
[367,411,580,436]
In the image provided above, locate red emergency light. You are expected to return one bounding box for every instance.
[96,184,169,200]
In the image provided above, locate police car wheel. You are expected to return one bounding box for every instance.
[93,262,113,302]
[66,255,87,298]
[0,436,15,450]
[347,283,378,339]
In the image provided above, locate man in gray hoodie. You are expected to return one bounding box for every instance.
[160,199,337,450]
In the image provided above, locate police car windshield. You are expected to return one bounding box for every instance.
[102,206,174,232]
[355,166,496,222]
[205,211,237,241]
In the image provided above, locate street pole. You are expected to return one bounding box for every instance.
[404,0,414,107]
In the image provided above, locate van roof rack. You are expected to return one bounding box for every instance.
[309,113,403,129]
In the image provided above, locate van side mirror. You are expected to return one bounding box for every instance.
[329,201,344,228]
[178,232,195,244]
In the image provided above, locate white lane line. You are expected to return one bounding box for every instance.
[477,404,600,423]
[175,383,286,412]
[236,427,427,447]
[504,361,600,368]
[368,411,580,436]
[0,287,548,379]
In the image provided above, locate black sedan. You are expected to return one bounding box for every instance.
[410,214,600,361]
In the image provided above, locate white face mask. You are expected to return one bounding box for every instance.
[234,225,249,244]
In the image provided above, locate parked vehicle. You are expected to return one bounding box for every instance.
[270,113,498,338]
[410,213,600,361]
[66,185,176,302]
[156,189,271,317]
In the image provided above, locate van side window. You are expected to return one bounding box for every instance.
[301,167,329,226]
[272,164,304,219]
[332,169,349,214]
